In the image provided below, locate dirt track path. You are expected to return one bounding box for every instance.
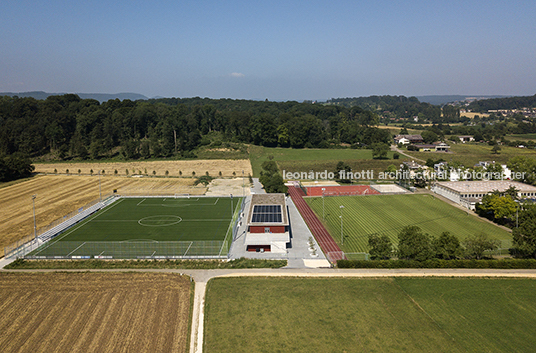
[391,144,426,163]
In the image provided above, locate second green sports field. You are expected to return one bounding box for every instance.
[305,194,512,253]
[32,196,242,258]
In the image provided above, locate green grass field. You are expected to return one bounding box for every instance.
[305,194,512,253]
[204,277,536,353]
[249,145,405,177]
[31,196,242,258]
[404,142,536,166]
[505,133,536,142]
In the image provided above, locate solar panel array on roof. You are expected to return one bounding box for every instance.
[251,205,282,223]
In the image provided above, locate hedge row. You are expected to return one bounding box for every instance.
[337,259,536,269]
[4,258,287,270]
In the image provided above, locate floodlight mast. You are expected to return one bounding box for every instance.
[32,195,37,241]
[322,188,326,220]
[339,205,344,246]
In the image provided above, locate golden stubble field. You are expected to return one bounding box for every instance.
[0,272,191,353]
[33,159,253,178]
[0,175,204,256]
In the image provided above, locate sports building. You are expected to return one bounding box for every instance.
[431,180,536,210]
[245,194,290,253]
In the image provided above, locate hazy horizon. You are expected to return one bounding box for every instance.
[2,1,535,101]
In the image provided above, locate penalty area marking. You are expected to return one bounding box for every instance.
[138,215,182,227]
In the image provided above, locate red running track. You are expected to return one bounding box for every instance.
[289,186,345,263]
[306,185,380,196]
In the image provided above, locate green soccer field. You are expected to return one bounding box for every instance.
[31,196,242,258]
[305,194,512,254]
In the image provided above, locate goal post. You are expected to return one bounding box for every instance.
[174,193,190,199]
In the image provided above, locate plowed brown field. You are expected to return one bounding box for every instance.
[0,272,191,353]
[34,159,252,178]
[0,175,203,256]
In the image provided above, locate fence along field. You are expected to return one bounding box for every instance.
[0,272,191,353]
[27,196,243,259]
[305,194,512,255]
[0,175,206,257]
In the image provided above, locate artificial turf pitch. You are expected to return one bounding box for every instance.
[32,197,242,258]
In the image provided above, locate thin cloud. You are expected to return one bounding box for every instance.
[230,72,245,78]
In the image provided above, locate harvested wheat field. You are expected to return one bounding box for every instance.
[34,159,252,178]
[0,175,203,256]
[0,272,191,353]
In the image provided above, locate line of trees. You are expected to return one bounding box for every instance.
[0,94,392,161]
[368,226,500,261]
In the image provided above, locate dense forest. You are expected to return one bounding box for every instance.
[0,94,392,161]
[326,95,457,123]
[467,94,536,112]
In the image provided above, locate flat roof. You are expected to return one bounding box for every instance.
[435,180,536,194]
[248,194,288,226]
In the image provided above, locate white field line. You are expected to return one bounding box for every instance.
[213,198,219,205]
[92,220,140,222]
[41,198,125,250]
[184,242,193,256]
[136,198,146,206]
[66,242,87,257]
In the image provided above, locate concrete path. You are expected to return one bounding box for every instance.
[190,281,206,353]
[251,178,266,194]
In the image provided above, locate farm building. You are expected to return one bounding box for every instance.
[408,142,450,152]
[245,194,290,253]
[394,134,423,145]
[431,180,536,210]
[458,135,475,143]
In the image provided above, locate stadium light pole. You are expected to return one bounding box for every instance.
[339,205,344,246]
[322,188,326,221]
[230,194,233,218]
[32,195,37,241]
[98,170,102,201]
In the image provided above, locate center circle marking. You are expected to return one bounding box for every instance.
[138,215,182,227]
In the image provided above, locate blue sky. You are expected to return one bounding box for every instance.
[1,0,535,101]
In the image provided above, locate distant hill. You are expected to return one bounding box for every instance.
[0,91,148,103]
[415,95,509,105]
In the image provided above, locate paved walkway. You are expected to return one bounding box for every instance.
[251,178,265,194]
[288,186,345,262]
